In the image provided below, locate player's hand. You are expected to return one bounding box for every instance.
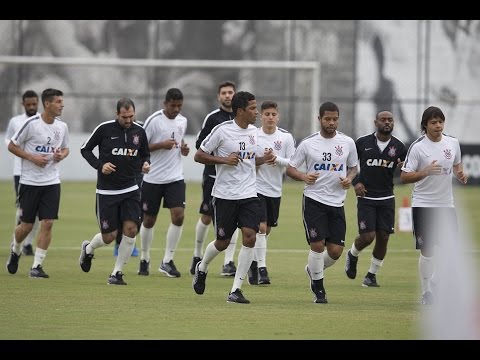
[142,162,150,174]
[164,138,178,149]
[354,183,367,197]
[180,142,190,156]
[456,170,468,184]
[264,149,277,165]
[424,160,442,176]
[102,162,116,175]
[31,154,49,167]
[225,152,243,166]
[396,158,404,169]
[339,176,352,190]
[304,172,319,185]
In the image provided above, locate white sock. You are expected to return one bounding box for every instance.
[255,233,267,268]
[32,248,47,268]
[231,245,254,292]
[308,249,324,280]
[163,223,183,263]
[12,235,23,255]
[194,219,209,258]
[113,235,135,275]
[368,256,384,274]
[199,241,221,272]
[140,224,154,262]
[323,251,336,269]
[224,228,239,264]
[419,254,434,294]
[86,233,108,254]
[24,218,40,246]
[350,243,361,257]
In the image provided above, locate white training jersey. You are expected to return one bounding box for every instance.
[142,109,188,184]
[5,112,41,176]
[401,134,461,207]
[289,131,357,207]
[11,114,69,186]
[256,126,296,197]
[200,120,258,200]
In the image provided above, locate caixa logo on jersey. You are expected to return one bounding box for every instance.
[111,148,138,156]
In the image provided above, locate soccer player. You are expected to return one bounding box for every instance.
[138,88,189,278]
[4,90,41,256]
[6,88,70,278]
[400,106,467,305]
[190,81,239,277]
[286,101,358,303]
[248,100,296,285]
[192,91,275,303]
[79,98,150,285]
[344,110,407,287]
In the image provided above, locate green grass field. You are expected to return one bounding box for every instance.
[0,180,478,339]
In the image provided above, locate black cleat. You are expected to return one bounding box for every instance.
[138,259,150,276]
[22,244,34,256]
[6,251,21,274]
[221,261,236,276]
[108,271,127,285]
[227,288,250,304]
[190,256,202,275]
[345,250,358,279]
[79,240,94,273]
[305,265,328,304]
[362,272,380,287]
[248,260,259,285]
[192,262,207,295]
[29,265,49,278]
[159,260,181,278]
[258,266,271,285]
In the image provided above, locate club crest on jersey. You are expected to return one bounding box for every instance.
[101,219,109,230]
[54,131,60,141]
[388,146,396,157]
[218,227,225,237]
[359,220,366,230]
[309,228,317,238]
[335,145,343,156]
[249,135,256,145]
[443,148,452,160]
[274,140,282,151]
[132,134,139,145]
[142,202,148,212]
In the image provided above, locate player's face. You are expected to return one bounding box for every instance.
[375,111,394,135]
[23,97,39,117]
[117,107,135,129]
[245,100,258,125]
[218,86,235,109]
[45,96,64,117]
[164,99,183,119]
[425,117,444,140]
[261,107,279,131]
[319,111,339,134]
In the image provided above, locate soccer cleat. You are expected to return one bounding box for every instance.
[220,261,236,276]
[192,262,207,295]
[420,291,434,305]
[159,260,181,278]
[108,271,127,285]
[362,273,380,287]
[305,264,328,304]
[227,288,250,304]
[190,256,202,275]
[248,260,259,285]
[29,265,49,278]
[138,259,150,276]
[22,244,34,256]
[258,267,271,285]
[345,250,358,279]
[6,251,21,274]
[79,240,94,273]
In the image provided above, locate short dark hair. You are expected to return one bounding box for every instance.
[117,98,135,113]
[218,81,236,94]
[22,90,38,101]
[41,88,63,106]
[232,91,255,115]
[165,88,183,102]
[261,100,278,111]
[319,101,339,118]
[421,106,445,133]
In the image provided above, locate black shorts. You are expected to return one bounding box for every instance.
[213,197,261,240]
[13,175,20,207]
[302,195,346,246]
[18,183,61,223]
[412,207,458,250]
[199,175,215,216]
[258,193,281,227]
[141,180,186,215]
[357,197,395,234]
[96,190,142,234]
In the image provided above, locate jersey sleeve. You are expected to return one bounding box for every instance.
[402,144,419,173]
[80,125,103,170]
